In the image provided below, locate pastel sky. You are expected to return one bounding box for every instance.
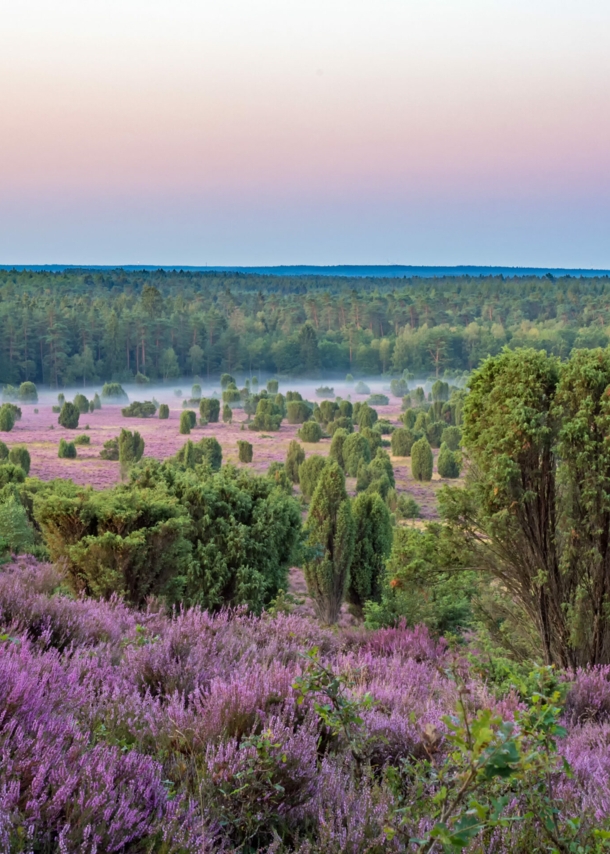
[1,0,609,267]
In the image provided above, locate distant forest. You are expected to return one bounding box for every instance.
[1,267,610,386]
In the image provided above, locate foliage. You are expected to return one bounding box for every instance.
[0,404,16,432]
[100,437,119,460]
[179,410,192,434]
[222,403,233,423]
[175,436,222,471]
[0,463,26,487]
[73,434,90,445]
[315,386,335,398]
[158,403,169,419]
[197,397,219,422]
[342,431,372,477]
[0,497,35,553]
[441,425,462,450]
[357,403,378,429]
[287,400,313,424]
[391,427,417,457]
[355,381,370,394]
[329,427,349,469]
[8,446,31,475]
[118,429,145,473]
[437,442,461,478]
[298,455,327,501]
[73,393,89,413]
[249,397,283,431]
[17,381,38,403]
[101,382,128,402]
[58,439,77,459]
[237,440,253,463]
[0,440,7,460]
[368,393,389,406]
[298,420,322,443]
[411,437,433,482]
[92,392,102,410]
[122,400,157,418]
[285,440,305,483]
[267,379,279,394]
[347,492,393,608]
[303,463,355,624]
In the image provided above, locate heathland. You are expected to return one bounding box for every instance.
[3,271,610,851]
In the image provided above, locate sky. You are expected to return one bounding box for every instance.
[1,0,609,267]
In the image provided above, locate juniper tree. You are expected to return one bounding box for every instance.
[347,492,393,609]
[285,440,305,483]
[303,463,355,624]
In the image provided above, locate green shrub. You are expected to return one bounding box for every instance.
[0,498,35,553]
[0,405,16,432]
[391,427,416,456]
[318,400,338,424]
[346,373,354,383]
[441,425,462,450]
[122,401,157,418]
[73,434,90,445]
[134,372,149,384]
[179,410,193,434]
[0,463,26,486]
[411,437,433,481]
[191,383,202,399]
[100,437,119,460]
[338,399,353,418]
[286,400,312,424]
[360,426,383,454]
[354,381,370,394]
[118,428,145,473]
[402,408,418,428]
[175,436,222,471]
[368,394,389,406]
[298,421,322,443]
[237,440,253,463]
[426,420,444,449]
[342,432,371,477]
[73,393,89,413]
[329,428,349,469]
[266,379,279,394]
[18,381,38,403]
[158,403,170,419]
[357,403,378,429]
[58,393,65,406]
[249,398,283,432]
[437,442,461,478]
[286,390,303,402]
[0,441,7,460]
[413,386,426,405]
[223,404,233,424]
[285,440,305,483]
[200,398,221,422]
[220,373,235,389]
[8,446,30,475]
[52,406,61,413]
[390,378,409,398]
[222,385,241,406]
[59,402,80,430]
[298,455,327,500]
[1,385,18,401]
[58,439,77,459]
[303,463,354,624]
[347,491,392,608]
[101,382,128,402]
[88,401,95,413]
[375,418,393,435]
[396,494,421,519]
[92,393,102,410]
[328,416,353,436]
[315,386,335,399]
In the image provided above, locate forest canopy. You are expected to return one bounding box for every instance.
[0,268,609,385]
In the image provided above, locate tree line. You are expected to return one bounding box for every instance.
[1,268,610,385]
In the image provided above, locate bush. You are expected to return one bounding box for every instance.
[179,410,193,434]
[391,427,416,457]
[220,373,235,389]
[285,440,305,483]
[286,400,312,424]
[222,385,241,406]
[0,498,35,552]
[360,426,383,454]
[1,384,18,401]
[390,378,409,398]
[368,394,389,406]
[357,403,378,429]
[122,401,157,418]
[411,437,433,482]
[298,455,327,500]
[329,428,349,469]
[175,436,222,471]
[58,439,77,459]
[346,373,354,382]
[158,403,170,419]
[249,398,282,432]
[101,382,128,402]
[74,393,89,414]
[328,416,353,436]
[52,406,61,413]
[315,386,335,398]
[317,400,338,424]
[298,421,322,443]
[9,445,31,475]
[18,381,38,403]
[200,398,221,422]
[58,402,79,430]
[0,441,7,460]
[58,392,65,406]
[375,418,393,434]
[118,429,145,471]
[92,393,102,410]
[348,491,393,608]
[266,379,279,394]
[73,434,90,445]
[134,372,149,384]
[355,381,370,394]
[0,404,16,432]
[89,400,95,413]
[100,437,119,460]
[437,442,461,478]
[237,440,253,463]
[426,420,444,449]
[222,404,233,424]
[441,425,462,450]
[343,432,371,477]
[0,463,26,486]
[191,383,202,399]
[338,399,353,418]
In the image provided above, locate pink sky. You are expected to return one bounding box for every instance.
[1,0,609,266]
